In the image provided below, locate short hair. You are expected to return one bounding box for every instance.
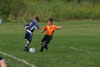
[48,18,53,22]
[35,17,40,22]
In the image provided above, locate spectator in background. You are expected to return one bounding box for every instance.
[0,56,7,67]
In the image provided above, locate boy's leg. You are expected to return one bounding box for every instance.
[40,42,46,52]
[44,37,52,50]
[24,31,32,52]
[40,35,52,52]
[44,41,49,50]
[40,43,48,52]
[24,41,30,52]
[40,35,47,52]
[44,44,48,50]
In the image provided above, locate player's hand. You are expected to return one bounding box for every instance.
[41,31,43,33]
[58,26,63,29]
[60,26,63,28]
[41,30,45,33]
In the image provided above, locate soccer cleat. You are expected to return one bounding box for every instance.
[24,48,29,52]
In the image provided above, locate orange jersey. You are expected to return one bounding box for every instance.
[44,25,59,36]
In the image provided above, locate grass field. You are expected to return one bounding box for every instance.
[0,20,100,67]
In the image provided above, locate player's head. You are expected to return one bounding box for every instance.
[48,18,53,25]
[34,17,40,23]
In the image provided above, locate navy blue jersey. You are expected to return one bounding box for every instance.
[24,21,39,32]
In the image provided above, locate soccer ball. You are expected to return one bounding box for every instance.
[29,48,35,53]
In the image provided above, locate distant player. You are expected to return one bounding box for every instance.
[24,17,42,52]
[40,18,63,52]
[0,56,7,67]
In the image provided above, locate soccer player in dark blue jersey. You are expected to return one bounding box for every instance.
[0,56,7,67]
[24,17,42,52]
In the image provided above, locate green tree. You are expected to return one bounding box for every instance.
[0,0,26,21]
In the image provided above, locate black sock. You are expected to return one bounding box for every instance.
[24,44,29,50]
[40,46,44,52]
[45,44,48,50]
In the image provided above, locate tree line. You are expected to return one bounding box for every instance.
[0,0,100,22]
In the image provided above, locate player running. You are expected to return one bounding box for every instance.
[24,17,42,52]
[40,18,63,52]
[0,56,7,67]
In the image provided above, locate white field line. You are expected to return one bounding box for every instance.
[0,51,35,67]
[69,47,100,55]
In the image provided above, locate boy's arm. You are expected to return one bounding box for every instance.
[57,26,63,29]
[41,29,45,33]
[41,26,47,33]
[55,26,63,30]
[37,27,42,31]
[24,23,31,29]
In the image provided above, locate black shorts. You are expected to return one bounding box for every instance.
[0,56,2,60]
[41,35,52,44]
[25,31,32,42]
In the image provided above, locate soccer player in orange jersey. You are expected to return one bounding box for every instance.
[40,18,63,52]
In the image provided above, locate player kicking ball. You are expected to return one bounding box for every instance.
[24,17,42,52]
[40,18,63,52]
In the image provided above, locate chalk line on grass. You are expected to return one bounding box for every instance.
[69,47,100,55]
[0,51,35,67]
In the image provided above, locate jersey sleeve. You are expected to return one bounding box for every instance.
[54,25,59,30]
[44,26,47,31]
[34,23,39,29]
